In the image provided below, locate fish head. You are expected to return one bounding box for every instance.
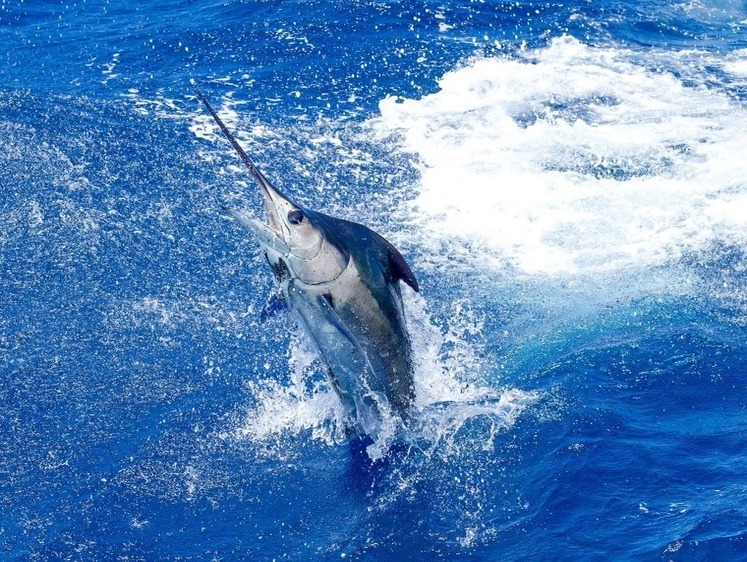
[226,178,350,285]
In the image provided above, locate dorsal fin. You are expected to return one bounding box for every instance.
[373,232,420,293]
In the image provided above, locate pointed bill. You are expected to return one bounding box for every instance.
[193,86,291,235]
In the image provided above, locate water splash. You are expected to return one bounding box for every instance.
[231,292,537,460]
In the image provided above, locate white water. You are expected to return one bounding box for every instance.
[374,36,747,275]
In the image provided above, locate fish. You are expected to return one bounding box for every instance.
[194,88,419,442]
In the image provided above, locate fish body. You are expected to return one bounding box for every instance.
[195,89,419,440]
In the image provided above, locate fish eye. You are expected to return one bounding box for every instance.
[287,209,305,225]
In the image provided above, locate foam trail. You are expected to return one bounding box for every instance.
[373,36,747,276]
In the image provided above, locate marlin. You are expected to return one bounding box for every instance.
[195,89,419,441]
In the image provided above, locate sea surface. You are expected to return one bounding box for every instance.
[2,0,747,560]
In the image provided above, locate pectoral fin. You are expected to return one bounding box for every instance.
[260,291,287,322]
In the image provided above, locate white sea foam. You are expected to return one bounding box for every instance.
[188,97,242,141]
[724,48,747,76]
[373,36,747,275]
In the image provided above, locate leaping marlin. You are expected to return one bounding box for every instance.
[194,89,419,442]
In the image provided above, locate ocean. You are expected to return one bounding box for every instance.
[2,0,747,560]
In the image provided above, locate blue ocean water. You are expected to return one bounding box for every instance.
[2,0,747,560]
